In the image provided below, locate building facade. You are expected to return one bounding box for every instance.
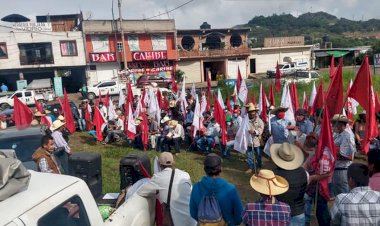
[176,23,251,83]
[0,20,86,92]
[82,20,177,86]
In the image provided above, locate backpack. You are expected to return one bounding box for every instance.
[197,192,226,226]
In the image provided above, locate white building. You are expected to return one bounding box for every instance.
[0,22,86,92]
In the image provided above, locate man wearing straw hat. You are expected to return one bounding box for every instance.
[331,114,356,197]
[271,143,308,225]
[242,169,291,225]
[246,103,264,174]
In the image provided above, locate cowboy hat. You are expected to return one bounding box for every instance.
[161,116,170,123]
[58,115,65,121]
[168,120,178,128]
[331,114,350,123]
[34,111,45,117]
[169,100,176,108]
[50,120,65,131]
[270,143,304,170]
[250,169,289,196]
[247,103,259,112]
[270,107,288,115]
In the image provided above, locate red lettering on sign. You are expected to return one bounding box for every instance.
[132,51,167,61]
[90,52,116,63]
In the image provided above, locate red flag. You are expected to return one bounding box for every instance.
[171,73,178,94]
[275,61,281,93]
[125,101,136,140]
[346,82,354,121]
[98,90,103,105]
[302,91,309,112]
[213,95,227,145]
[141,113,149,151]
[348,56,377,153]
[251,90,256,104]
[289,81,300,112]
[207,71,212,111]
[13,96,33,130]
[310,80,325,116]
[226,95,232,112]
[157,89,162,109]
[162,94,169,111]
[237,66,243,91]
[127,82,134,106]
[57,97,64,112]
[375,92,380,112]
[34,98,51,126]
[329,56,335,79]
[85,105,92,131]
[93,107,105,142]
[325,59,344,116]
[268,83,275,106]
[103,92,110,107]
[260,84,268,123]
[63,89,76,134]
[311,107,336,201]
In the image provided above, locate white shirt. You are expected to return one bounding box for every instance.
[137,168,197,226]
[100,105,108,119]
[0,121,6,130]
[117,118,124,131]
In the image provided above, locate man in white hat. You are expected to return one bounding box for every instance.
[50,120,72,155]
[157,116,171,152]
[331,114,356,197]
[242,169,291,226]
[271,143,308,225]
[138,152,196,226]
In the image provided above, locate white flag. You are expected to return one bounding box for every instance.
[233,115,252,154]
[191,83,197,98]
[217,89,225,110]
[108,98,117,120]
[200,94,207,115]
[134,97,142,118]
[127,102,136,134]
[238,79,248,103]
[349,79,359,115]
[179,77,188,113]
[148,90,161,123]
[280,83,295,124]
[192,95,203,137]
[309,81,317,107]
[118,89,125,107]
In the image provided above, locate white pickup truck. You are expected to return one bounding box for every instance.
[266,60,308,78]
[0,170,155,226]
[86,80,126,100]
[0,90,44,110]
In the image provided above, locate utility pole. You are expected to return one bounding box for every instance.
[118,0,128,72]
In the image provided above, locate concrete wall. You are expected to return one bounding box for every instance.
[0,31,86,70]
[177,60,202,83]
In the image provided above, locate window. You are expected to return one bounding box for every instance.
[98,82,116,88]
[13,92,23,98]
[89,65,96,70]
[230,33,242,48]
[0,42,8,59]
[128,35,140,51]
[60,41,78,56]
[38,195,90,226]
[181,36,195,51]
[117,42,123,52]
[18,42,54,65]
[152,34,167,51]
[25,91,32,97]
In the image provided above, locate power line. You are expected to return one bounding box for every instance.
[145,0,195,20]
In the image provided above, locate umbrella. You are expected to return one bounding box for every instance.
[1,14,30,22]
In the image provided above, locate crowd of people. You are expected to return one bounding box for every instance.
[5,82,380,226]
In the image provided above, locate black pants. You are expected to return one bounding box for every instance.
[163,137,182,154]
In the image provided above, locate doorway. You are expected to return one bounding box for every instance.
[250,58,256,74]
[203,61,225,81]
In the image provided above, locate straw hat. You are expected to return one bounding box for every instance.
[331,114,350,123]
[135,116,143,125]
[169,100,176,108]
[250,169,289,196]
[246,103,259,112]
[58,115,65,121]
[168,120,178,128]
[161,116,170,123]
[270,107,288,115]
[50,120,66,131]
[270,143,304,170]
[159,152,175,166]
[34,111,45,117]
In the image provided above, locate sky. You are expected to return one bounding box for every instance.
[1,0,379,29]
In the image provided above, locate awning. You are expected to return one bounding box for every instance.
[326,50,350,58]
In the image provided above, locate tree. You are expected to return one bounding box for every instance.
[174,69,185,83]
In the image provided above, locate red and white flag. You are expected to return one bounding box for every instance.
[237,66,243,91]
[238,79,248,103]
[280,83,295,124]
[126,102,136,140]
[347,56,377,153]
[200,93,207,115]
[213,95,227,145]
[309,81,317,108]
[258,83,268,123]
[13,96,33,130]
[217,89,225,110]
[192,95,204,137]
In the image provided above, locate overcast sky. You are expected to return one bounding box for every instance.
[1,0,379,29]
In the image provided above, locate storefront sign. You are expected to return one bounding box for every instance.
[128,60,173,74]
[13,22,52,32]
[132,51,167,61]
[264,36,304,48]
[90,52,116,63]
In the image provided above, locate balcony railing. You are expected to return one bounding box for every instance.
[178,47,251,59]
[20,56,54,65]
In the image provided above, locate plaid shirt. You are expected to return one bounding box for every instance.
[242,197,291,226]
[330,186,380,225]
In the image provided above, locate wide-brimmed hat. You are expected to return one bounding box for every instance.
[250,169,289,196]
[331,114,350,123]
[58,115,65,121]
[159,152,175,166]
[169,100,176,108]
[246,103,259,112]
[50,120,65,131]
[168,120,178,128]
[34,111,45,117]
[161,116,170,123]
[135,116,143,125]
[270,143,304,170]
[295,109,307,116]
[270,107,288,115]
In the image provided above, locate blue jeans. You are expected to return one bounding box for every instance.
[78,118,86,131]
[246,146,262,170]
[290,213,305,226]
[304,193,331,226]
[220,140,234,158]
[196,136,215,153]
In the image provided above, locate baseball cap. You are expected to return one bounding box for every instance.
[159,152,175,166]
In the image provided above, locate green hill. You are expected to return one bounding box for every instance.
[237,12,380,48]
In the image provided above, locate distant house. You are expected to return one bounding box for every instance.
[313,47,371,68]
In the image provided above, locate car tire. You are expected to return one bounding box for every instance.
[87,92,96,100]
[0,103,10,111]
